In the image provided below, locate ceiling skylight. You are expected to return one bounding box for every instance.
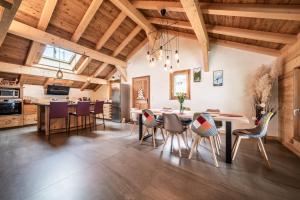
[38,45,81,71]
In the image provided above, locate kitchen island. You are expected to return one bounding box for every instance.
[37,103,95,138]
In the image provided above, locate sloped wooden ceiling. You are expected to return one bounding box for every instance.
[0,0,299,89]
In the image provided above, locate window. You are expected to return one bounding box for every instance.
[38,45,81,71]
[169,69,191,100]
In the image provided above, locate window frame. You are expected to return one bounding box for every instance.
[169,69,191,100]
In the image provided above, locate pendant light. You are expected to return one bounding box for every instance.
[56,47,63,79]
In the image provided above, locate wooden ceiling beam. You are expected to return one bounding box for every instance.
[0,0,13,9]
[75,57,91,74]
[80,82,89,91]
[110,0,156,50]
[96,11,127,50]
[167,30,280,57]
[0,0,21,46]
[93,63,108,77]
[71,0,104,42]
[25,0,58,66]
[180,0,209,71]
[127,38,147,60]
[9,20,127,67]
[133,1,300,21]
[0,61,108,85]
[150,18,297,44]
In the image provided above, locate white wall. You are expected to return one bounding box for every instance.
[127,37,278,135]
[23,84,94,103]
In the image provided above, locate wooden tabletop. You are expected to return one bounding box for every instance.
[131,109,249,124]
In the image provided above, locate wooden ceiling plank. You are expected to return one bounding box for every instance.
[75,57,91,74]
[9,20,127,67]
[25,0,58,66]
[113,26,142,57]
[95,11,127,50]
[80,82,90,91]
[93,63,108,77]
[0,0,21,46]
[127,38,147,60]
[133,1,300,21]
[71,0,104,42]
[180,0,209,71]
[110,0,156,50]
[150,18,297,44]
[0,61,108,85]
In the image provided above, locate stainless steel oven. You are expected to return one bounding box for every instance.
[0,88,20,98]
[0,99,22,115]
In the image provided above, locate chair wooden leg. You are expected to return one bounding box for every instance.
[102,114,105,130]
[160,128,166,142]
[213,136,220,155]
[176,133,182,157]
[68,115,71,136]
[232,136,239,155]
[48,119,51,141]
[170,134,174,152]
[140,127,147,144]
[189,135,199,159]
[152,128,156,148]
[258,138,271,169]
[209,136,219,167]
[76,116,79,135]
[65,118,68,136]
[161,132,170,152]
[232,136,241,161]
[181,132,189,150]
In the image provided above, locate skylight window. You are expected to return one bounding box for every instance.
[38,45,81,71]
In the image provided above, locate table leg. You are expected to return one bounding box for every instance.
[225,121,232,164]
[139,113,143,140]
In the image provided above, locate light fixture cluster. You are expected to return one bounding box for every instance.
[146,9,180,72]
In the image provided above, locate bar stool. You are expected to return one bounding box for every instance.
[48,101,69,141]
[69,101,91,135]
[90,101,105,130]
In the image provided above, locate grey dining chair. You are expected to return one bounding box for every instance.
[140,109,165,148]
[232,112,273,169]
[189,113,219,167]
[161,113,189,157]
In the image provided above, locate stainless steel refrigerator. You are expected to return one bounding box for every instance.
[111,82,130,123]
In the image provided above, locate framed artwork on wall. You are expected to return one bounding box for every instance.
[193,68,201,82]
[213,70,223,86]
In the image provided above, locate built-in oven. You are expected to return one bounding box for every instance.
[0,99,22,115]
[0,88,20,98]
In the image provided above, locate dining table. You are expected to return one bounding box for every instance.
[131,109,250,164]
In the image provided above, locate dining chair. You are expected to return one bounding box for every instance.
[232,112,273,169]
[48,101,69,141]
[140,109,165,148]
[189,113,219,167]
[90,101,105,130]
[206,109,222,152]
[161,113,189,157]
[69,101,91,135]
[130,108,138,134]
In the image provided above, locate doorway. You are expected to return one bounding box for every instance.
[132,76,150,109]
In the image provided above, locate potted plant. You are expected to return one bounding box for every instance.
[177,92,186,114]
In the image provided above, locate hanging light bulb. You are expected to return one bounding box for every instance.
[158,46,163,60]
[175,50,179,60]
[56,69,63,79]
[163,64,168,71]
[176,59,180,68]
[150,57,155,67]
[169,65,173,73]
[166,55,170,65]
[146,51,150,60]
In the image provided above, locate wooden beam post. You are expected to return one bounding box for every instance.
[0,0,21,46]
[180,0,209,71]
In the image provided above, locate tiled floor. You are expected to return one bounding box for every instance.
[0,121,300,200]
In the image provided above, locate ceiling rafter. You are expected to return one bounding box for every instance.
[149,18,297,44]
[9,20,127,67]
[127,37,148,60]
[71,0,104,42]
[180,0,209,71]
[167,29,280,57]
[25,0,58,66]
[94,68,118,92]
[0,0,21,46]
[132,1,300,21]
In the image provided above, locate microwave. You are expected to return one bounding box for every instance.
[0,88,20,98]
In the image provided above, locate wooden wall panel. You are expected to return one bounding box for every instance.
[15,0,45,27]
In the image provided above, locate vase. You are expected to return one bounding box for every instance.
[180,103,184,114]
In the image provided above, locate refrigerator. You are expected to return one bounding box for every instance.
[111,82,130,123]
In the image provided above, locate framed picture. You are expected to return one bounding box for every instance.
[193,68,201,82]
[213,70,223,86]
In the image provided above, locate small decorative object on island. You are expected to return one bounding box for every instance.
[193,68,201,82]
[177,92,186,114]
[248,59,282,124]
[213,70,223,86]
